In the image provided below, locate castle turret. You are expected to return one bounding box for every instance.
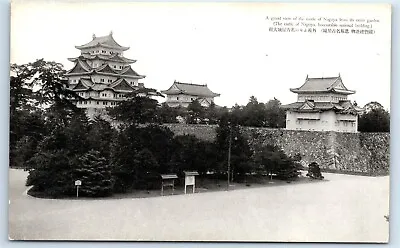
[281,75,364,132]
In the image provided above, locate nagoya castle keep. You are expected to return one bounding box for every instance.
[65,32,145,118]
[281,75,364,133]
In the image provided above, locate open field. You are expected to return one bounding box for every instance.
[9,168,389,242]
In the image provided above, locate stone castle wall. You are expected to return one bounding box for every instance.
[164,124,390,175]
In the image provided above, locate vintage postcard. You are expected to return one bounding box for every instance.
[9,1,391,242]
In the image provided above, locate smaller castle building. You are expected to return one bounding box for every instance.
[161,81,220,108]
[281,75,364,133]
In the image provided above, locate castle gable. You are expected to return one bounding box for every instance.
[300,101,314,110]
[73,81,90,91]
[110,79,134,91]
[66,60,92,75]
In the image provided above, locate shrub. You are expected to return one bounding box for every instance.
[306,162,324,180]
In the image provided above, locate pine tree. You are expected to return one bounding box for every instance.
[275,155,299,181]
[74,150,114,197]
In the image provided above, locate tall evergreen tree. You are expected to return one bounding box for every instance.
[74,150,114,197]
[265,98,286,128]
[205,101,220,124]
[242,96,267,127]
[187,99,204,124]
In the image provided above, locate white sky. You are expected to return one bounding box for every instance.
[10,1,391,110]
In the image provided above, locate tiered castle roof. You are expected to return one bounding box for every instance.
[290,75,355,95]
[65,58,144,79]
[68,53,136,64]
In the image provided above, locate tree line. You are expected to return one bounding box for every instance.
[155,93,391,133]
[157,95,287,128]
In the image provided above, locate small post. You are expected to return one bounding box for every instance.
[75,180,82,198]
[227,123,232,190]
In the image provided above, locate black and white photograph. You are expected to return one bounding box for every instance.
[8,1,391,242]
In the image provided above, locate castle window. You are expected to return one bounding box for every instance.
[96,101,99,105]
[119,66,123,69]
[113,65,116,68]
[100,78,105,82]
[108,79,112,83]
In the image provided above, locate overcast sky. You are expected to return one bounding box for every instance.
[10,1,391,110]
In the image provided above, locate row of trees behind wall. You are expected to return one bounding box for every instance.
[161,97,390,133]
[10,60,390,197]
[158,95,287,129]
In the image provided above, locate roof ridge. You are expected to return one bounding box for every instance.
[308,76,339,79]
[109,78,123,87]
[175,81,208,87]
[78,60,92,72]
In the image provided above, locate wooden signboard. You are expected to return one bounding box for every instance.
[160,174,178,196]
[184,171,199,194]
